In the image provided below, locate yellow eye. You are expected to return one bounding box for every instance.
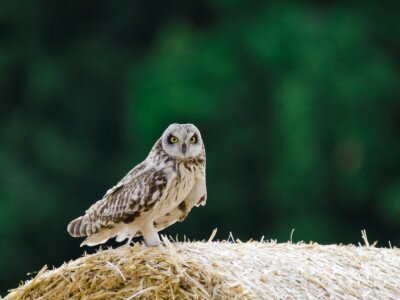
[169,135,178,143]
[190,135,197,144]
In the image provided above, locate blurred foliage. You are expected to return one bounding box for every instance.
[1,0,400,294]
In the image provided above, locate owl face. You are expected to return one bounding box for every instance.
[161,123,203,159]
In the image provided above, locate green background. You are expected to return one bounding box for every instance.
[1,0,399,294]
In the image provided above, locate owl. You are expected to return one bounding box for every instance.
[67,123,206,247]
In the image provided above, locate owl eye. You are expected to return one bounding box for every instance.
[169,135,178,144]
[190,135,197,144]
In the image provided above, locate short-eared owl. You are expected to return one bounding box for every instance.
[67,123,206,247]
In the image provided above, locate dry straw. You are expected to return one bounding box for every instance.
[4,231,400,299]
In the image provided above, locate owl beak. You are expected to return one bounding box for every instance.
[182,143,187,154]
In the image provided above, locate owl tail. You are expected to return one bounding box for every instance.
[80,231,111,247]
[67,216,91,237]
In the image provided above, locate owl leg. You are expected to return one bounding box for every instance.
[123,228,139,247]
[125,235,134,247]
[141,224,160,247]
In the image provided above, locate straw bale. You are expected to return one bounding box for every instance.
[4,236,400,299]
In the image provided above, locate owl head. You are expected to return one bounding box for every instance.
[161,123,204,159]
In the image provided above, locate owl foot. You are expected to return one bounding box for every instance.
[141,224,161,247]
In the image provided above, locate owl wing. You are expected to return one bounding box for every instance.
[154,176,207,231]
[67,162,168,237]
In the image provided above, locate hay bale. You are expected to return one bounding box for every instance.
[5,236,400,299]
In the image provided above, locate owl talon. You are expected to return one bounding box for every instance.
[141,224,161,247]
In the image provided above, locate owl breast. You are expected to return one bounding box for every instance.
[154,162,197,217]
